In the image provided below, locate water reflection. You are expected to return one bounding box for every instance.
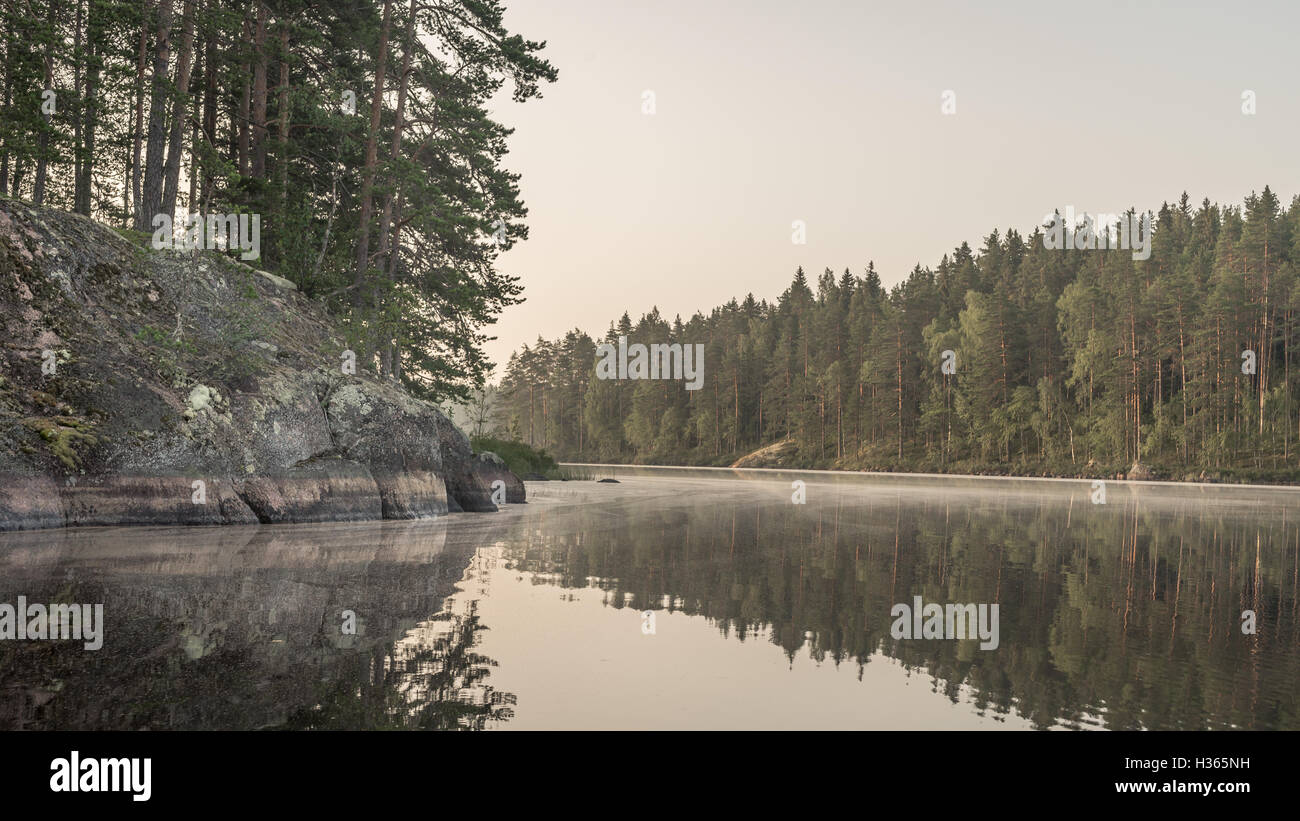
[0,519,514,730]
[498,472,1300,730]
[281,600,516,730]
[1,471,1296,730]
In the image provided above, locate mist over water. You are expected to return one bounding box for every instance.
[2,469,1296,730]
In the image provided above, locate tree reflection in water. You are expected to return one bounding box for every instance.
[283,601,515,730]
[493,476,1300,730]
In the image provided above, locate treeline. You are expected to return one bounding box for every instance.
[495,188,1300,479]
[0,0,554,401]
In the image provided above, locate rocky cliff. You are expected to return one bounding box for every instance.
[0,197,524,530]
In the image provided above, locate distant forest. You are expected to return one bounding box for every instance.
[0,0,555,402]
[493,188,1300,481]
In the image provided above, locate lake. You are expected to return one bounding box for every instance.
[1,467,1296,730]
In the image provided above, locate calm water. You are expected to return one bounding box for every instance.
[1,468,1297,730]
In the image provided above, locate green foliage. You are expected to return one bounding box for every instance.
[134,323,197,385]
[0,0,555,404]
[470,435,560,478]
[495,189,1300,483]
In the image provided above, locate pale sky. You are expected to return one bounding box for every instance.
[483,0,1300,376]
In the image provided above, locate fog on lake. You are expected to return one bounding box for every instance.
[1,468,1296,730]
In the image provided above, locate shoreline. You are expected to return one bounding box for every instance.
[559,462,1300,495]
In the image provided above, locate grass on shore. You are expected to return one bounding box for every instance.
[470,436,583,480]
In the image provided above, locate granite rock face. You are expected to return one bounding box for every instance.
[447,451,527,511]
[0,196,523,530]
[1126,462,1155,481]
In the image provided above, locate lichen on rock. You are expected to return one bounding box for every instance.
[0,196,523,530]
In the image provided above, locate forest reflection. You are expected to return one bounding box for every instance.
[504,476,1300,730]
[2,476,1297,730]
[0,519,515,730]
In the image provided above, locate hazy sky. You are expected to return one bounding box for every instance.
[482,0,1299,376]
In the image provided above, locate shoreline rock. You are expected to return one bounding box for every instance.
[0,196,522,531]
[1126,462,1155,481]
